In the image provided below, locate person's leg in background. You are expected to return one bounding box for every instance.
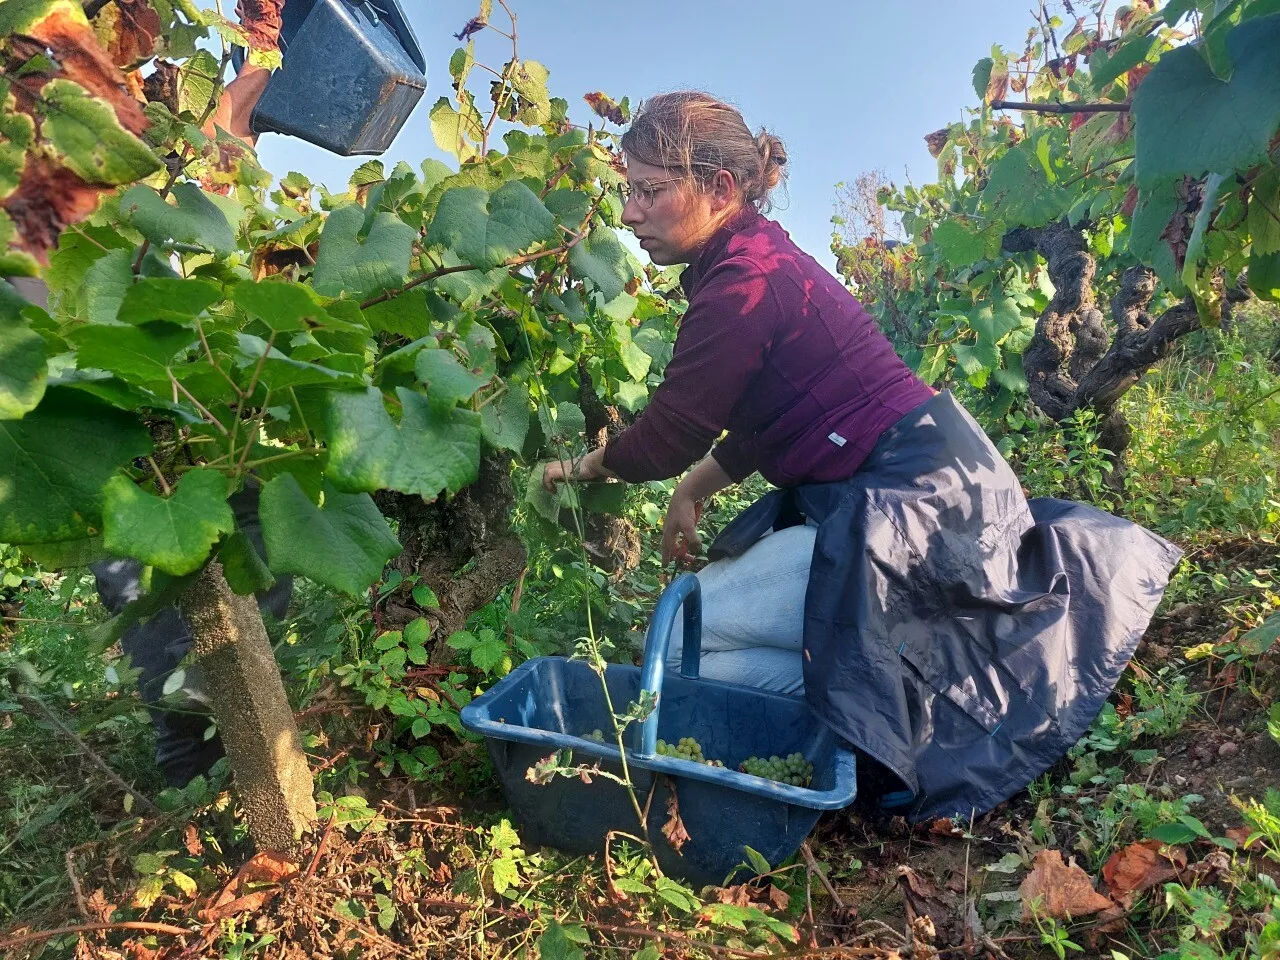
[662,523,816,696]
[92,483,292,787]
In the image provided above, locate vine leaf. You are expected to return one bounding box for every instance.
[119,183,240,257]
[259,473,401,596]
[102,467,234,575]
[1018,849,1113,921]
[231,278,332,333]
[218,529,275,595]
[568,227,634,301]
[426,182,557,271]
[1132,14,1280,188]
[312,203,416,300]
[480,380,530,452]
[0,318,47,419]
[118,277,222,325]
[325,387,481,500]
[0,387,151,544]
[39,79,161,185]
[69,320,198,385]
[414,347,489,405]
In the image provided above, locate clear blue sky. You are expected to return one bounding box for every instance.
[254,1,1043,273]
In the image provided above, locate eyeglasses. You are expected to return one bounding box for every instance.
[617,176,684,210]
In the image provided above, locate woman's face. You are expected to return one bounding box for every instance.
[621,158,734,265]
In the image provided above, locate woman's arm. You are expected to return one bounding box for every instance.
[663,455,735,564]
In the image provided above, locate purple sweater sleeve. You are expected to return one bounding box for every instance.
[602,258,774,483]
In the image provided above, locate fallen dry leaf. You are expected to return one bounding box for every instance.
[930,818,965,838]
[1019,849,1113,921]
[183,823,204,857]
[198,850,298,921]
[898,866,961,946]
[661,787,691,854]
[1226,826,1254,848]
[1102,840,1187,904]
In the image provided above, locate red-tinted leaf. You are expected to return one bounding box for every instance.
[235,0,285,51]
[662,788,691,854]
[584,92,625,126]
[1101,840,1186,904]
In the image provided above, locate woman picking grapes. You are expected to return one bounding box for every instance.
[543,92,1181,821]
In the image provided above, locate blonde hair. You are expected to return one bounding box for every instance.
[620,91,787,212]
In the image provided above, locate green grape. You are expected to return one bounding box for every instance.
[738,751,814,787]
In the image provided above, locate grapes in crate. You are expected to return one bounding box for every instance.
[739,752,814,787]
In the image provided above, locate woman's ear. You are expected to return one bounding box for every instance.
[709,169,738,212]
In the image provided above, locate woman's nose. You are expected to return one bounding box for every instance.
[621,196,643,228]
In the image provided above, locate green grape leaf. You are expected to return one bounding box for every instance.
[480,380,530,452]
[259,474,401,596]
[431,250,506,306]
[1088,34,1157,91]
[414,348,489,405]
[232,334,354,391]
[930,219,997,268]
[538,400,585,445]
[19,536,108,570]
[119,183,239,256]
[0,101,34,201]
[1249,249,1280,299]
[427,182,557,271]
[1247,168,1280,256]
[969,297,1024,345]
[313,204,416,300]
[102,468,234,575]
[535,922,587,960]
[39,79,162,185]
[326,387,481,499]
[70,321,197,384]
[524,462,577,522]
[579,480,626,516]
[953,340,1001,385]
[1127,179,1184,288]
[80,248,134,326]
[429,96,482,162]
[981,140,1073,227]
[617,336,652,382]
[363,288,431,338]
[568,227,633,301]
[544,188,593,229]
[0,318,47,419]
[218,528,276,595]
[972,57,994,100]
[420,158,452,195]
[1132,15,1280,187]
[511,59,551,124]
[118,278,223,325]
[232,278,331,332]
[0,388,151,544]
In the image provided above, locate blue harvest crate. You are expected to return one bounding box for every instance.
[461,575,857,887]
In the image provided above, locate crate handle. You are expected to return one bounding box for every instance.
[635,573,702,758]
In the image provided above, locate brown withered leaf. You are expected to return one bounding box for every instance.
[929,818,965,838]
[96,0,162,69]
[86,888,116,923]
[712,881,791,912]
[985,60,1009,104]
[3,155,105,262]
[183,823,204,857]
[897,866,960,946]
[662,787,691,854]
[235,0,285,51]
[923,129,950,158]
[1019,849,1113,921]
[584,92,625,126]
[1226,826,1254,849]
[1102,840,1187,904]
[198,850,298,921]
[142,59,180,112]
[28,8,149,135]
[1084,902,1130,950]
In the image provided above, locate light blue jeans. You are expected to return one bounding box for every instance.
[662,523,817,696]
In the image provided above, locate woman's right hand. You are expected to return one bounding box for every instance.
[662,488,704,566]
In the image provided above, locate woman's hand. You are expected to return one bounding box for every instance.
[662,487,705,566]
[542,446,609,492]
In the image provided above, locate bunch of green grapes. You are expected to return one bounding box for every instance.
[655,736,726,768]
[739,752,814,787]
[585,728,607,743]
